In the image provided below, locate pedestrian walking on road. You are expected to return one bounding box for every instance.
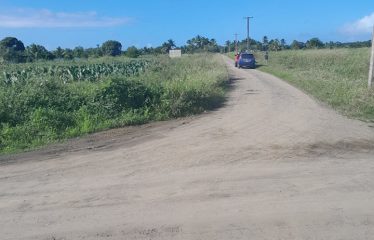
[235,52,240,67]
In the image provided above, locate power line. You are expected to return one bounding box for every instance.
[244,16,253,51]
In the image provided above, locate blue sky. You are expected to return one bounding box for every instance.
[0,0,373,49]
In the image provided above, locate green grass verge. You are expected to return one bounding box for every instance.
[0,54,229,154]
[228,49,374,122]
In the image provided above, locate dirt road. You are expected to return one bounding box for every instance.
[1,56,374,240]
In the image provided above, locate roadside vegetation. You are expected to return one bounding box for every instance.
[230,48,374,122]
[1,32,372,153]
[0,54,228,153]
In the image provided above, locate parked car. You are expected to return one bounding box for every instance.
[237,53,256,69]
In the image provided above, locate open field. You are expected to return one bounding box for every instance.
[248,48,374,121]
[1,56,374,240]
[0,54,228,153]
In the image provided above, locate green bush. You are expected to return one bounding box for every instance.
[96,78,153,116]
[125,46,140,58]
[0,54,228,153]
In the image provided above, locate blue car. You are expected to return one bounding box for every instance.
[237,53,256,69]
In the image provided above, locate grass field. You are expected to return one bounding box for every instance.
[0,54,229,153]
[230,48,374,122]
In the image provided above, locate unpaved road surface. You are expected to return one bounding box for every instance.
[1,56,374,240]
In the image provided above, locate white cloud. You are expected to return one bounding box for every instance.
[0,8,131,28]
[340,12,374,35]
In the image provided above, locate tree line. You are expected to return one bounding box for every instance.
[226,36,372,52]
[0,35,371,63]
[0,35,220,63]
[0,37,130,63]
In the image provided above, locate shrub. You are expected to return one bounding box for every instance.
[95,78,154,116]
[0,54,229,153]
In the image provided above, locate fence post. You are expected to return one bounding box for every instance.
[369,26,374,88]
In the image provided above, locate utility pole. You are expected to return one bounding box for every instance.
[234,33,239,54]
[244,16,253,51]
[369,26,374,88]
